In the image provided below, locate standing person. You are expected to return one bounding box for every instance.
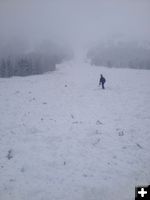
[99,74,106,89]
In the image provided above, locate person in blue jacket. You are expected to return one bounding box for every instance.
[99,74,106,89]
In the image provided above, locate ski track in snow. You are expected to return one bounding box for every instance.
[0,60,150,200]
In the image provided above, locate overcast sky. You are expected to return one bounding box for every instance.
[0,0,150,49]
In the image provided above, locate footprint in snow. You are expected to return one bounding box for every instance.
[15,90,20,94]
[71,114,74,119]
[136,143,143,149]
[72,121,82,124]
[117,129,125,136]
[7,149,13,160]
[95,130,102,135]
[92,138,101,146]
[20,167,25,173]
[96,120,103,125]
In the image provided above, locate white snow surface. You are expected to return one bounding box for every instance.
[0,60,150,200]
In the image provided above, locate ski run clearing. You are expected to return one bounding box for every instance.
[0,60,150,200]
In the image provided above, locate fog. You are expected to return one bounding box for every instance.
[0,0,150,51]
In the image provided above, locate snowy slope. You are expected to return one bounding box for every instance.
[0,60,150,200]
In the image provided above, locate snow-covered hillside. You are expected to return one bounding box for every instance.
[0,60,150,200]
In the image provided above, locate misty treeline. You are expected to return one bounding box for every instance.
[87,41,150,69]
[0,40,73,77]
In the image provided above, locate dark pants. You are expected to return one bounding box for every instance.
[102,83,105,89]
